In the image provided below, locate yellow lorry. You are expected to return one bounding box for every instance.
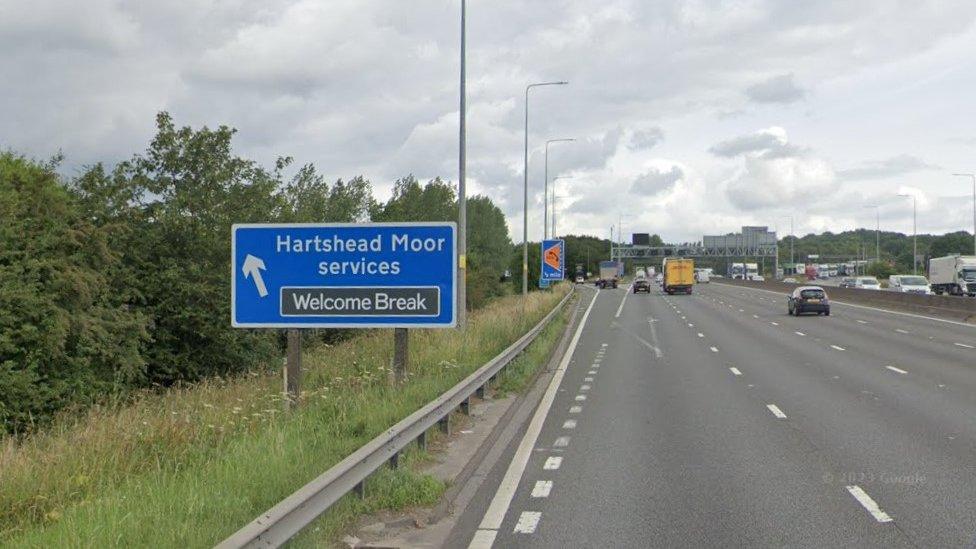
[663,258,694,295]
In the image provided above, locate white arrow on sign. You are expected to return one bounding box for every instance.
[242,254,268,297]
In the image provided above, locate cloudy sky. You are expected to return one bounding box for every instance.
[3,0,976,243]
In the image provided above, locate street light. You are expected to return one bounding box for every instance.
[522,81,569,298]
[544,138,575,239]
[952,173,976,256]
[458,0,467,328]
[863,205,880,263]
[897,193,918,275]
[551,176,573,237]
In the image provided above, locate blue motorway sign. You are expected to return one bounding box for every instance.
[540,239,565,281]
[232,223,456,328]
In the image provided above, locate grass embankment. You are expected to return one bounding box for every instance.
[0,286,570,548]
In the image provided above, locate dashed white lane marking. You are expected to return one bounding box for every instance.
[885,365,908,375]
[767,404,787,418]
[752,314,759,319]
[688,323,694,327]
[770,322,780,326]
[730,367,742,376]
[569,406,582,414]
[955,342,975,349]
[580,384,590,391]
[795,331,806,336]
[562,419,577,429]
[895,329,910,334]
[543,456,562,470]
[710,346,719,353]
[846,485,893,523]
[584,376,594,382]
[468,529,496,548]
[739,309,744,312]
[513,511,542,533]
[474,291,597,538]
[614,287,630,318]
[697,332,705,338]
[531,481,553,498]
[553,436,570,447]
[856,319,868,324]
[588,370,596,375]
[574,395,587,401]
[601,343,608,347]
[831,345,846,351]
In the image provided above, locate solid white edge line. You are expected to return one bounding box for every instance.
[955,342,974,348]
[474,289,598,535]
[468,529,497,549]
[885,365,908,374]
[767,404,787,418]
[719,282,976,329]
[846,485,893,523]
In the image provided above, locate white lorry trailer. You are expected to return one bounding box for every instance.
[929,255,976,296]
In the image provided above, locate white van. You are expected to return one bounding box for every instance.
[889,275,931,295]
[854,276,881,290]
[694,269,710,283]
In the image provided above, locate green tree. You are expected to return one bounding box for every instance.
[929,231,974,259]
[465,196,512,308]
[371,176,456,222]
[74,112,285,385]
[0,153,148,433]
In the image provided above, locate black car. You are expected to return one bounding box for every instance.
[838,277,856,288]
[788,286,830,316]
[633,276,651,293]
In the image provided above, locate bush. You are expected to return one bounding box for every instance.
[0,153,148,433]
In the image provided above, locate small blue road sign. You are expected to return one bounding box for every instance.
[232,223,456,328]
[541,239,565,281]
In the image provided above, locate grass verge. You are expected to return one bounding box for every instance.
[289,291,575,547]
[0,286,569,548]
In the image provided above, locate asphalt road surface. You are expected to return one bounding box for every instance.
[448,282,976,548]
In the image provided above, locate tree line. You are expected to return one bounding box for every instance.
[0,113,518,434]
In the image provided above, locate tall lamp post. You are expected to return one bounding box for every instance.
[544,139,575,239]
[457,0,467,328]
[952,173,976,256]
[898,193,918,275]
[551,175,573,237]
[522,81,569,298]
[864,205,880,264]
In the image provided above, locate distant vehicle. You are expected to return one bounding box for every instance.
[663,258,694,295]
[783,277,798,284]
[745,263,759,280]
[575,275,584,284]
[854,276,881,290]
[694,268,710,283]
[635,267,647,279]
[788,286,830,316]
[655,273,664,284]
[633,273,651,293]
[730,262,745,279]
[575,263,585,282]
[751,275,765,281]
[597,260,620,289]
[839,277,857,288]
[817,264,830,279]
[888,275,931,295]
[929,255,976,296]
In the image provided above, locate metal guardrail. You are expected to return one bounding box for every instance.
[217,288,575,548]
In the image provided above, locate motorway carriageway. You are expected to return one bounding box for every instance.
[447,281,976,548]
